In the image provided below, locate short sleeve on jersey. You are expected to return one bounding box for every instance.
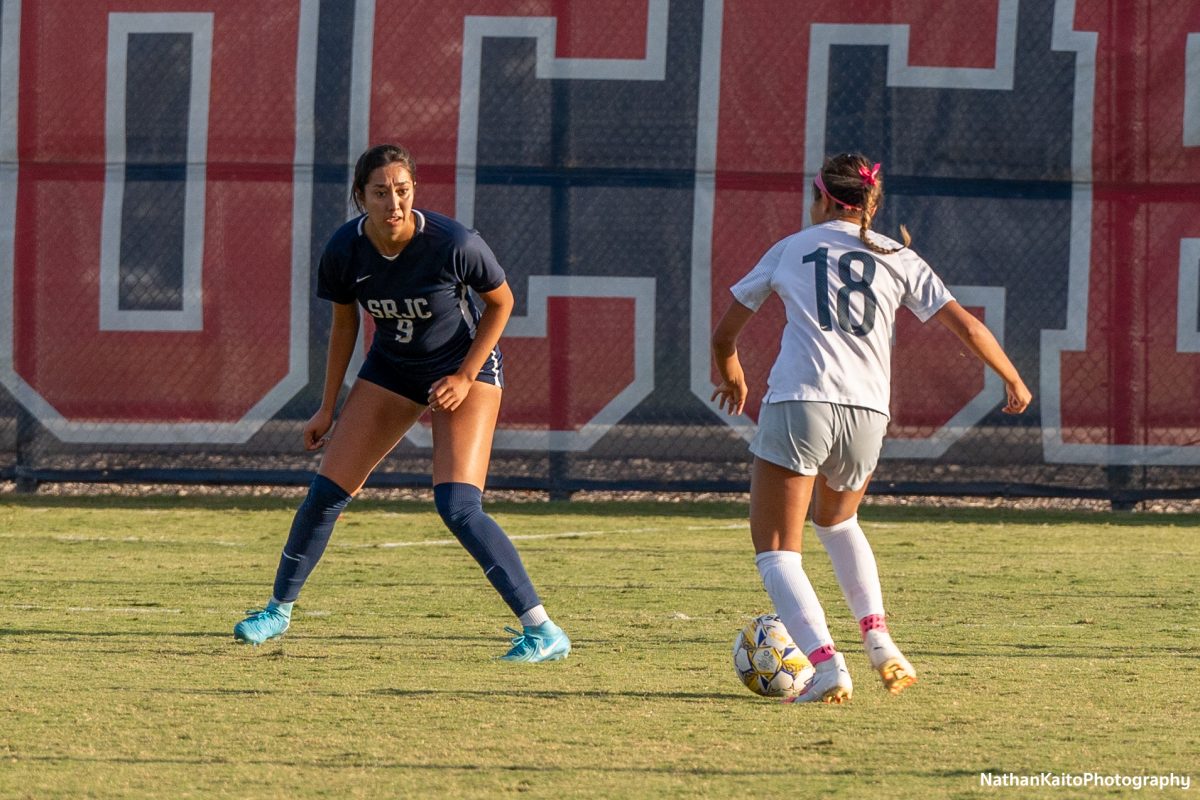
[900,251,955,322]
[316,243,356,304]
[730,239,787,310]
[454,233,506,294]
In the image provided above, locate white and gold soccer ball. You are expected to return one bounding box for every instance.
[732,614,815,698]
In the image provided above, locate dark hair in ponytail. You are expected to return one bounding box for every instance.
[817,152,911,254]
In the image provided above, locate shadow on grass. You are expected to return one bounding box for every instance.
[0,628,410,646]
[0,628,222,638]
[0,628,740,650]
[8,626,1196,660]
[7,753,943,777]
[370,687,746,702]
[922,645,1200,659]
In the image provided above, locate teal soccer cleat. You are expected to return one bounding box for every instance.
[499,620,571,662]
[233,600,292,645]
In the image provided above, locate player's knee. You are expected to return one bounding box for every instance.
[304,474,353,518]
[813,514,860,541]
[434,482,483,532]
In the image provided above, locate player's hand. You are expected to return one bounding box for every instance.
[302,408,335,450]
[711,376,748,416]
[427,373,472,413]
[1003,379,1032,415]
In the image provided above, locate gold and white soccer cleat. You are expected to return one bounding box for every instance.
[782,652,853,704]
[864,629,917,695]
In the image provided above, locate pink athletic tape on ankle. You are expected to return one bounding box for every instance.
[807,644,836,665]
[859,614,888,637]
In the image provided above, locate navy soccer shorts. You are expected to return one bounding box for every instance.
[357,347,503,406]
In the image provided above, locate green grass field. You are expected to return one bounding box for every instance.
[1,494,1197,798]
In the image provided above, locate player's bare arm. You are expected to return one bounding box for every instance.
[304,301,361,449]
[933,300,1032,415]
[710,300,756,415]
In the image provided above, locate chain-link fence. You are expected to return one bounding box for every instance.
[2,1,1198,503]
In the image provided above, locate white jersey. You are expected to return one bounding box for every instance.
[730,219,954,417]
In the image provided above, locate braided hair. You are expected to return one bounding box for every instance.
[815,153,911,255]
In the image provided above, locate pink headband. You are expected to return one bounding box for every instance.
[815,162,882,209]
[814,172,861,210]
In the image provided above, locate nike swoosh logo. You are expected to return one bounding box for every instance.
[356,274,372,283]
[532,635,568,659]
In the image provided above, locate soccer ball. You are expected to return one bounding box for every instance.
[732,614,814,698]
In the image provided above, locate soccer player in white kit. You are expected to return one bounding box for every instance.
[711,153,1032,703]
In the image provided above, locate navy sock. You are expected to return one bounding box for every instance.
[434,482,541,616]
[271,474,353,603]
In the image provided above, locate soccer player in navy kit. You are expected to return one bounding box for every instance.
[712,153,1031,702]
[234,144,570,662]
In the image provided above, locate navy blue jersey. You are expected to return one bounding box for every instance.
[317,210,506,370]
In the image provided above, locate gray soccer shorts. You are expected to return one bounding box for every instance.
[749,400,888,491]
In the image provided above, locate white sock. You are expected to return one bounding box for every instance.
[813,515,885,621]
[519,605,549,627]
[754,550,834,655]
